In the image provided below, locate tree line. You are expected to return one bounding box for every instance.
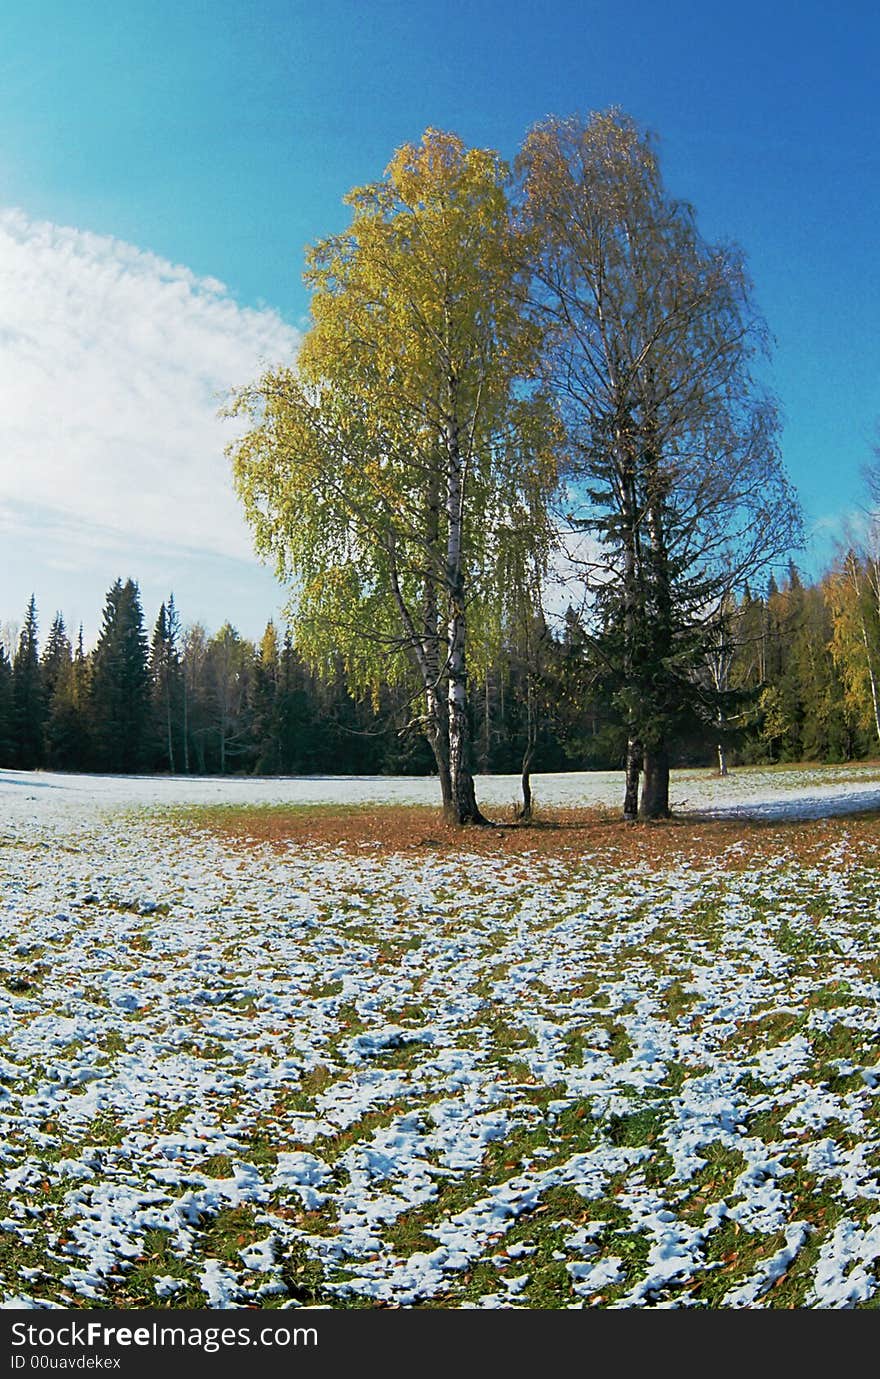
[0,580,578,778]
[3,551,880,779]
[0,582,419,777]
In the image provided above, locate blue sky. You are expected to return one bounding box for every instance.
[1,0,878,646]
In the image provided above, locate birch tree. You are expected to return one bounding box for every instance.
[827,551,880,747]
[518,109,801,818]
[228,129,558,823]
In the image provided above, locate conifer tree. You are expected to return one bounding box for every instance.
[13,596,44,769]
[90,579,150,772]
[45,657,84,769]
[150,595,183,773]
[251,621,282,775]
[72,626,92,768]
[275,631,316,773]
[41,613,72,705]
[40,612,79,769]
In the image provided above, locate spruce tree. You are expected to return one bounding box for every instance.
[45,657,85,769]
[41,612,79,770]
[90,579,150,772]
[251,622,281,775]
[276,632,315,773]
[13,596,44,768]
[71,626,92,769]
[150,595,183,773]
[41,613,72,706]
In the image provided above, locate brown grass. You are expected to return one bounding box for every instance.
[179,801,880,872]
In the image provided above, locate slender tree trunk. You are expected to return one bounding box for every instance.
[482,674,491,774]
[624,735,642,820]
[519,757,534,823]
[708,615,732,778]
[389,463,457,815]
[447,595,486,822]
[641,743,671,818]
[619,432,643,821]
[444,389,489,825]
[424,685,452,811]
[639,424,673,820]
[518,675,537,822]
[852,555,880,747]
[861,622,880,748]
[386,510,455,811]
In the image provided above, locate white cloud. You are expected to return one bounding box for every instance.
[0,207,301,565]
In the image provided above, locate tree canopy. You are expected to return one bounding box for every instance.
[228,128,559,821]
[223,112,807,821]
[517,109,803,816]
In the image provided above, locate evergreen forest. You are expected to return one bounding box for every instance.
[2,554,880,779]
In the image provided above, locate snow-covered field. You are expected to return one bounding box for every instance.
[1,764,880,1309]
[4,760,880,820]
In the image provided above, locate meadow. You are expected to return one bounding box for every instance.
[1,764,879,1309]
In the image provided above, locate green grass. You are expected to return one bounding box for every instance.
[5,792,880,1308]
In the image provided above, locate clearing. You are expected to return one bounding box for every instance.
[0,763,879,1309]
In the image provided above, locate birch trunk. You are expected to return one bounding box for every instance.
[624,735,642,820]
[425,684,453,811]
[445,397,488,825]
[620,432,642,821]
[639,429,672,820]
[855,556,880,747]
[447,604,485,823]
[420,469,453,809]
[518,677,537,822]
[858,614,880,747]
[387,493,453,811]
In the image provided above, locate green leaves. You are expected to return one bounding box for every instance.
[228,129,558,704]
